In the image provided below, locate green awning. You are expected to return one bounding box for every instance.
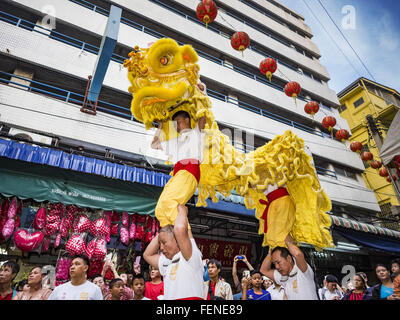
[0,158,162,215]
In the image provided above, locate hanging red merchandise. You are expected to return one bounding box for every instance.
[1,197,19,241]
[33,205,47,231]
[14,229,44,252]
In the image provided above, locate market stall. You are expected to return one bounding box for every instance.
[0,195,159,287]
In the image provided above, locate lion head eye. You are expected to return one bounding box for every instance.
[160,56,169,65]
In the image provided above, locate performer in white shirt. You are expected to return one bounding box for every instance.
[143,205,204,300]
[151,111,205,228]
[260,235,318,300]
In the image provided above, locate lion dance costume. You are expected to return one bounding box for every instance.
[124,38,334,250]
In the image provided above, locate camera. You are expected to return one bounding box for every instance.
[237,256,243,260]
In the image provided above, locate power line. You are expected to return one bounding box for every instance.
[300,0,361,77]
[316,0,376,81]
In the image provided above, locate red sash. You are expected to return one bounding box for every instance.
[259,188,289,233]
[173,159,200,183]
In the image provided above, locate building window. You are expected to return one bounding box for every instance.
[353,97,365,108]
[333,165,357,180]
[339,104,347,113]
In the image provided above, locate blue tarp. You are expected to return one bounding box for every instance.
[336,228,400,254]
[0,138,171,187]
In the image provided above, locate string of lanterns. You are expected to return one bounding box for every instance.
[351,142,397,182]
[195,0,352,144]
[196,2,400,185]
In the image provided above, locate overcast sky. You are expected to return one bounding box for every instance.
[278,0,400,94]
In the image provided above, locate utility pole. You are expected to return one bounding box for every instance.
[366,115,400,216]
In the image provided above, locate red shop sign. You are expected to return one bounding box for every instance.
[195,238,252,267]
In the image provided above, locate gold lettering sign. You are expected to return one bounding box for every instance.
[198,244,204,254]
[209,243,219,257]
[224,244,234,258]
[239,246,248,256]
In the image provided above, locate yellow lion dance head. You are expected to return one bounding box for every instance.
[124,38,214,136]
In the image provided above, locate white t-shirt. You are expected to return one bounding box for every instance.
[267,285,285,300]
[48,280,103,300]
[158,239,204,300]
[274,262,318,300]
[140,296,151,300]
[318,287,343,300]
[160,125,204,164]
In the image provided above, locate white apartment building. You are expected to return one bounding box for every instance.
[1,0,399,279]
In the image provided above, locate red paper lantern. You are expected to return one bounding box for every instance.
[284,81,301,106]
[335,129,350,142]
[379,167,389,177]
[322,116,336,135]
[231,31,250,54]
[361,151,373,163]
[370,160,382,169]
[196,0,218,27]
[350,141,363,153]
[259,58,277,82]
[387,174,397,183]
[304,101,320,119]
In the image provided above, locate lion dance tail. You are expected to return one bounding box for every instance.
[197,127,334,250]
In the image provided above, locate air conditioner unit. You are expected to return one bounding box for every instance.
[9,128,53,146]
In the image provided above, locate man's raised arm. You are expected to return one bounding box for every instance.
[174,205,192,261]
[285,234,307,273]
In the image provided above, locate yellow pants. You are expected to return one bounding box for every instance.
[262,195,296,248]
[155,170,198,228]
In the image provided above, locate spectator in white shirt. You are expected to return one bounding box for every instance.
[318,275,344,300]
[48,255,103,300]
[267,278,287,300]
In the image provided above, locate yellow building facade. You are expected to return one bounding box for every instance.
[338,78,400,230]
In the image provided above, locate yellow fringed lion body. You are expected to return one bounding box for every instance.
[124,38,334,250]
